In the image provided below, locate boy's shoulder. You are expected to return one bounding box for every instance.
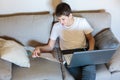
[74,17,89,24]
[74,16,86,21]
[53,21,61,26]
[52,21,62,29]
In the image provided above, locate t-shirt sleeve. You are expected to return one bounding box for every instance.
[50,23,59,40]
[82,18,93,34]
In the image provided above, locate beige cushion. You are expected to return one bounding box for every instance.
[0,38,6,48]
[0,39,30,67]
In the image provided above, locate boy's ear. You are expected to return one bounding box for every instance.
[69,13,73,18]
[69,13,73,17]
[70,13,72,16]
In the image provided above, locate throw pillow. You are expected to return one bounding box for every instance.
[0,40,30,67]
[0,38,6,48]
[94,28,119,49]
[0,38,6,57]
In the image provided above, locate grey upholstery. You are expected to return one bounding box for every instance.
[0,59,12,80]
[0,13,53,46]
[0,11,119,80]
[94,28,119,49]
[0,12,63,80]
[95,64,111,80]
[12,57,62,80]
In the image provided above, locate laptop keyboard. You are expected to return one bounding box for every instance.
[63,54,73,65]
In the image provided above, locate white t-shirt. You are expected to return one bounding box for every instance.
[50,17,93,50]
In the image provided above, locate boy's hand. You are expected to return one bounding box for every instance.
[32,47,41,58]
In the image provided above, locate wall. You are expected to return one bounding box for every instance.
[0,0,119,41]
[0,0,61,14]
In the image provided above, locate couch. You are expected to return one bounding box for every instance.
[0,10,119,80]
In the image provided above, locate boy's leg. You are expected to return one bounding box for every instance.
[81,65,96,80]
[67,67,82,80]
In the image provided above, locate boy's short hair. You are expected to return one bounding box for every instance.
[55,2,72,17]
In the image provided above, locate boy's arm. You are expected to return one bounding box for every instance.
[32,39,56,58]
[38,39,56,52]
[86,33,95,50]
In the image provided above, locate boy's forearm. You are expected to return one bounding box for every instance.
[37,45,53,52]
[88,37,95,50]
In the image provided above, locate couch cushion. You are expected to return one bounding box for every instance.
[94,28,119,49]
[111,72,120,80]
[12,57,63,80]
[0,59,12,80]
[0,12,53,46]
[108,46,120,72]
[96,64,111,80]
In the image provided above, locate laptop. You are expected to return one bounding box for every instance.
[63,49,116,68]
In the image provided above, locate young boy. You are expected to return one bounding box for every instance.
[32,2,96,80]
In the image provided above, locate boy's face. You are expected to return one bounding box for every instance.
[57,14,73,27]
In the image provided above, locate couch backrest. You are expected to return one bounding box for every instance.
[0,12,53,46]
[72,11,111,36]
[0,11,111,47]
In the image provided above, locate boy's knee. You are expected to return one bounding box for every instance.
[82,65,96,80]
[83,65,96,72]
